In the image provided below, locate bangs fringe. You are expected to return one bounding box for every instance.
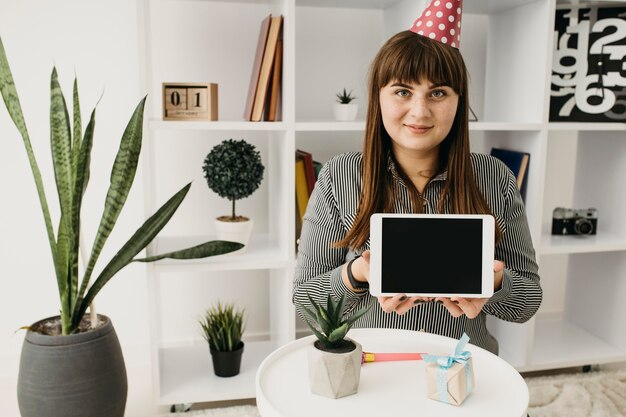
[376,31,464,95]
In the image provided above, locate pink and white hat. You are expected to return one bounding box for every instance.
[409,0,463,48]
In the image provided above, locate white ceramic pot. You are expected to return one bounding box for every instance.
[333,103,358,121]
[307,339,362,399]
[215,217,253,252]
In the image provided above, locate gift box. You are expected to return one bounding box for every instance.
[423,333,475,406]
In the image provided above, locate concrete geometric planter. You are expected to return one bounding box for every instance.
[307,339,362,399]
[17,314,127,417]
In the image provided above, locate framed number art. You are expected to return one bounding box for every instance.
[550,6,626,122]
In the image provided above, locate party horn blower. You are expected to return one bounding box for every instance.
[362,352,424,364]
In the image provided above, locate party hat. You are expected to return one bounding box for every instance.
[409,0,463,48]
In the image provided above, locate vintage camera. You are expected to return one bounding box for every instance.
[552,207,598,235]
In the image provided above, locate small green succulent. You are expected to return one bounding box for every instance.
[199,302,246,352]
[299,293,371,350]
[335,88,356,104]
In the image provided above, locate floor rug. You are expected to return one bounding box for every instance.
[526,370,626,417]
[157,405,260,417]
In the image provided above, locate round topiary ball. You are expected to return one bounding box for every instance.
[202,139,264,203]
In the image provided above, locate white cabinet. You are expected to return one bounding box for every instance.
[137,0,626,406]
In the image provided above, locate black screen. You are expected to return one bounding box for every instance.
[381,217,483,294]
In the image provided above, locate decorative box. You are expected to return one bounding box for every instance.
[423,333,475,406]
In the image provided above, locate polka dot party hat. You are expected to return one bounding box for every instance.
[409,0,463,48]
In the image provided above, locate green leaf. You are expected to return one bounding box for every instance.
[50,67,74,241]
[134,240,243,263]
[81,96,146,288]
[297,302,317,324]
[0,37,58,279]
[303,318,329,347]
[69,108,95,315]
[326,295,334,325]
[72,77,81,153]
[343,304,372,327]
[334,294,346,326]
[56,213,71,329]
[328,323,349,344]
[73,179,187,326]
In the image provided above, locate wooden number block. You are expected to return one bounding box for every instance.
[187,88,208,112]
[162,83,218,121]
[164,88,187,111]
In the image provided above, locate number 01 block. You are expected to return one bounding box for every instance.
[162,83,218,121]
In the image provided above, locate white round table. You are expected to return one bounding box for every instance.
[256,328,528,417]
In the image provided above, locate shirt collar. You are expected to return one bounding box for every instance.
[386,152,448,186]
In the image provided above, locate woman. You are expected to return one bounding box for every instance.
[293,28,541,354]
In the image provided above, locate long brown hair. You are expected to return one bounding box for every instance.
[336,31,500,249]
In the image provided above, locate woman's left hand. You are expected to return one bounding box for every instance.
[436,260,505,319]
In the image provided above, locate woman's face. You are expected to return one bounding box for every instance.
[379,79,459,159]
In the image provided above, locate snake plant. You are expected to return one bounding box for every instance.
[0,38,243,335]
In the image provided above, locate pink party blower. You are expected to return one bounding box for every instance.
[362,352,424,364]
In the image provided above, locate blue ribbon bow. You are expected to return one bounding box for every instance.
[423,333,473,403]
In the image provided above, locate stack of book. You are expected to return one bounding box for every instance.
[244,14,283,122]
[295,150,323,244]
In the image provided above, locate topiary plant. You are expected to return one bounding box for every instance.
[336,88,356,104]
[202,139,264,221]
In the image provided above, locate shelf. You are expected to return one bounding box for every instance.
[539,231,626,255]
[295,120,365,131]
[149,119,287,132]
[294,121,543,132]
[296,0,538,14]
[528,315,626,371]
[499,347,527,370]
[548,122,626,131]
[149,234,288,271]
[469,122,543,131]
[158,340,277,405]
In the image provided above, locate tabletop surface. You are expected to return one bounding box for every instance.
[256,328,528,417]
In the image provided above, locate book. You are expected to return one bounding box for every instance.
[244,14,272,121]
[265,27,283,122]
[490,148,530,201]
[296,149,316,195]
[313,161,323,179]
[295,157,310,223]
[251,15,283,122]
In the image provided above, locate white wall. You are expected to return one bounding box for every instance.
[0,1,161,416]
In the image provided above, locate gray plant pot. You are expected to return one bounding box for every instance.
[307,338,362,399]
[17,314,127,417]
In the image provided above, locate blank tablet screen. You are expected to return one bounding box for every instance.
[381,217,483,294]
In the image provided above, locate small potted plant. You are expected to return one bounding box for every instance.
[199,302,246,377]
[202,139,264,249]
[334,88,358,121]
[299,293,371,399]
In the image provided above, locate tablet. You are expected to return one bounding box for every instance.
[369,213,495,298]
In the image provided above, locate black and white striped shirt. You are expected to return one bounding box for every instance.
[293,151,542,354]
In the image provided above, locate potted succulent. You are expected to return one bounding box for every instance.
[299,293,371,399]
[0,39,243,417]
[202,138,264,249]
[199,302,246,377]
[333,88,358,121]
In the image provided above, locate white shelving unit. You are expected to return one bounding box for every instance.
[137,0,626,405]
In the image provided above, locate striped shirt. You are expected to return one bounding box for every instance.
[293,151,542,354]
